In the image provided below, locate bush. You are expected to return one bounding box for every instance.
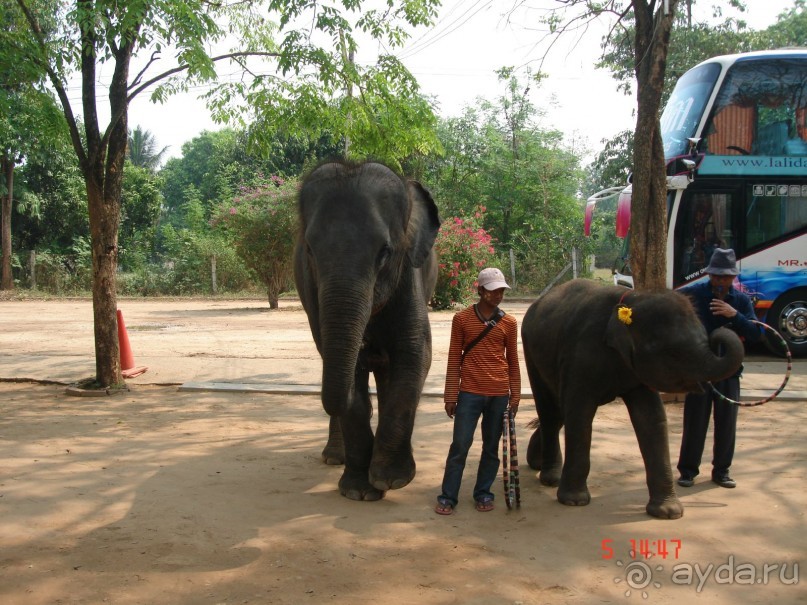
[213,175,299,308]
[431,206,497,309]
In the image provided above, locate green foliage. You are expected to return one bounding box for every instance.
[21,242,93,294]
[598,2,807,110]
[583,128,634,266]
[754,0,806,47]
[127,126,169,172]
[159,128,339,230]
[431,207,497,310]
[422,71,587,294]
[13,128,88,253]
[212,175,299,306]
[205,1,443,167]
[148,222,253,296]
[119,162,164,270]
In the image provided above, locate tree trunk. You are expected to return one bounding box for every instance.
[1,154,15,290]
[86,178,122,387]
[630,0,678,291]
[78,23,135,388]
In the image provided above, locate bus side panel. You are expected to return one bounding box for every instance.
[737,235,807,318]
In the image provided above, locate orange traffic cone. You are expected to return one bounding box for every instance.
[117,309,147,378]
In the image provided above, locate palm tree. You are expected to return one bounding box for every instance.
[127,126,169,171]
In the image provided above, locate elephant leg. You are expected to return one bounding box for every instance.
[321,416,345,465]
[338,367,384,501]
[524,361,562,482]
[557,399,597,506]
[539,411,563,486]
[368,367,420,491]
[535,388,563,486]
[623,389,684,520]
[526,426,542,470]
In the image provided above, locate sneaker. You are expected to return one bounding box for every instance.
[677,476,694,488]
[712,474,736,488]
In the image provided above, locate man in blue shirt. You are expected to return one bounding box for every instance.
[676,248,761,489]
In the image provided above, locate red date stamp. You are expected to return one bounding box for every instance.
[601,538,683,560]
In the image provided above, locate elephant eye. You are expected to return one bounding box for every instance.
[377,243,392,268]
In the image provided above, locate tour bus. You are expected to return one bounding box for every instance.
[585,49,807,356]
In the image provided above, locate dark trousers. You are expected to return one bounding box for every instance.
[677,377,740,479]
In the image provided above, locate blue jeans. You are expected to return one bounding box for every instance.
[438,391,509,507]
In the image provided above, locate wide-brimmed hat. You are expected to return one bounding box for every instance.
[706,248,739,276]
[477,267,510,290]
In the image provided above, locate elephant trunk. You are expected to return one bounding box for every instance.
[318,283,373,417]
[701,326,745,382]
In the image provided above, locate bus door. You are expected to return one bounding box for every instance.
[671,183,740,288]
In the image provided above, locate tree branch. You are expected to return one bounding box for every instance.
[130,51,162,90]
[126,51,282,102]
[14,0,87,169]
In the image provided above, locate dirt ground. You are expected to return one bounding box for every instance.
[0,298,805,605]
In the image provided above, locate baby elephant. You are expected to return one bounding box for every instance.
[521,279,744,519]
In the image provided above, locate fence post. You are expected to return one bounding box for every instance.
[211,254,218,294]
[509,248,516,288]
[29,250,36,290]
[572,247,578,279]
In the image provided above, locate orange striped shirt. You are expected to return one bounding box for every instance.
[443,304,521,404]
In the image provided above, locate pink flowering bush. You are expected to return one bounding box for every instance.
[431,206,498,309]
[213,175,299,308]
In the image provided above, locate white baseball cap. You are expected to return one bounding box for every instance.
[477,267,510,290]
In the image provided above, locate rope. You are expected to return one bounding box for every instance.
[502,408,521,509]
[708,320,792,407]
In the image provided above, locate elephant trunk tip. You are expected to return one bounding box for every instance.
[321,383,351,417]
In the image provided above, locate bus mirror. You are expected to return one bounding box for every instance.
[682,159,696,179]
[687,137,701,155]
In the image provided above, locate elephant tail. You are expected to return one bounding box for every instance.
[526,417,540,430]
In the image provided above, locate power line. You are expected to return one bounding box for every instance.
[397,0,496,61]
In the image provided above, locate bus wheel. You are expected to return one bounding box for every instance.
[764,289,807,358]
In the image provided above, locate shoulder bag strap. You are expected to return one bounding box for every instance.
[461,308,505,362]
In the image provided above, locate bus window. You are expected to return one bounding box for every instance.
[675,192,734,283]
[704,58,807,157]
[745,188,807,250]
[706,104,755,155]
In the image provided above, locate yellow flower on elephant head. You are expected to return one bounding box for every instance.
[618,306,633,325]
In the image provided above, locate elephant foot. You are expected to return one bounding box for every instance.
[646,497,684,520]
[526,430,542,470]
[539,466,561,487]
[339,469,385,501]
[369,457,416,491]
[321,444,345,466]
[557,485,591,506]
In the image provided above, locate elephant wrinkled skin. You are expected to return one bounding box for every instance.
[521,279,745,519]
[293,161,440,501]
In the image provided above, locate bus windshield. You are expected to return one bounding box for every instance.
[660,62,722,157]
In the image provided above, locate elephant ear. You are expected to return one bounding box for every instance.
[605,306,636,370]
[405,180,441,268]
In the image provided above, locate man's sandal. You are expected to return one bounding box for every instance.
[435,501,454,515]
[475,499,494,512]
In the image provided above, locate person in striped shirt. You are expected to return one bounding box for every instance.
[435,267,521,515]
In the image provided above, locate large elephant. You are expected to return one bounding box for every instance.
[293,160,440,501]
[521,279,745,519]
